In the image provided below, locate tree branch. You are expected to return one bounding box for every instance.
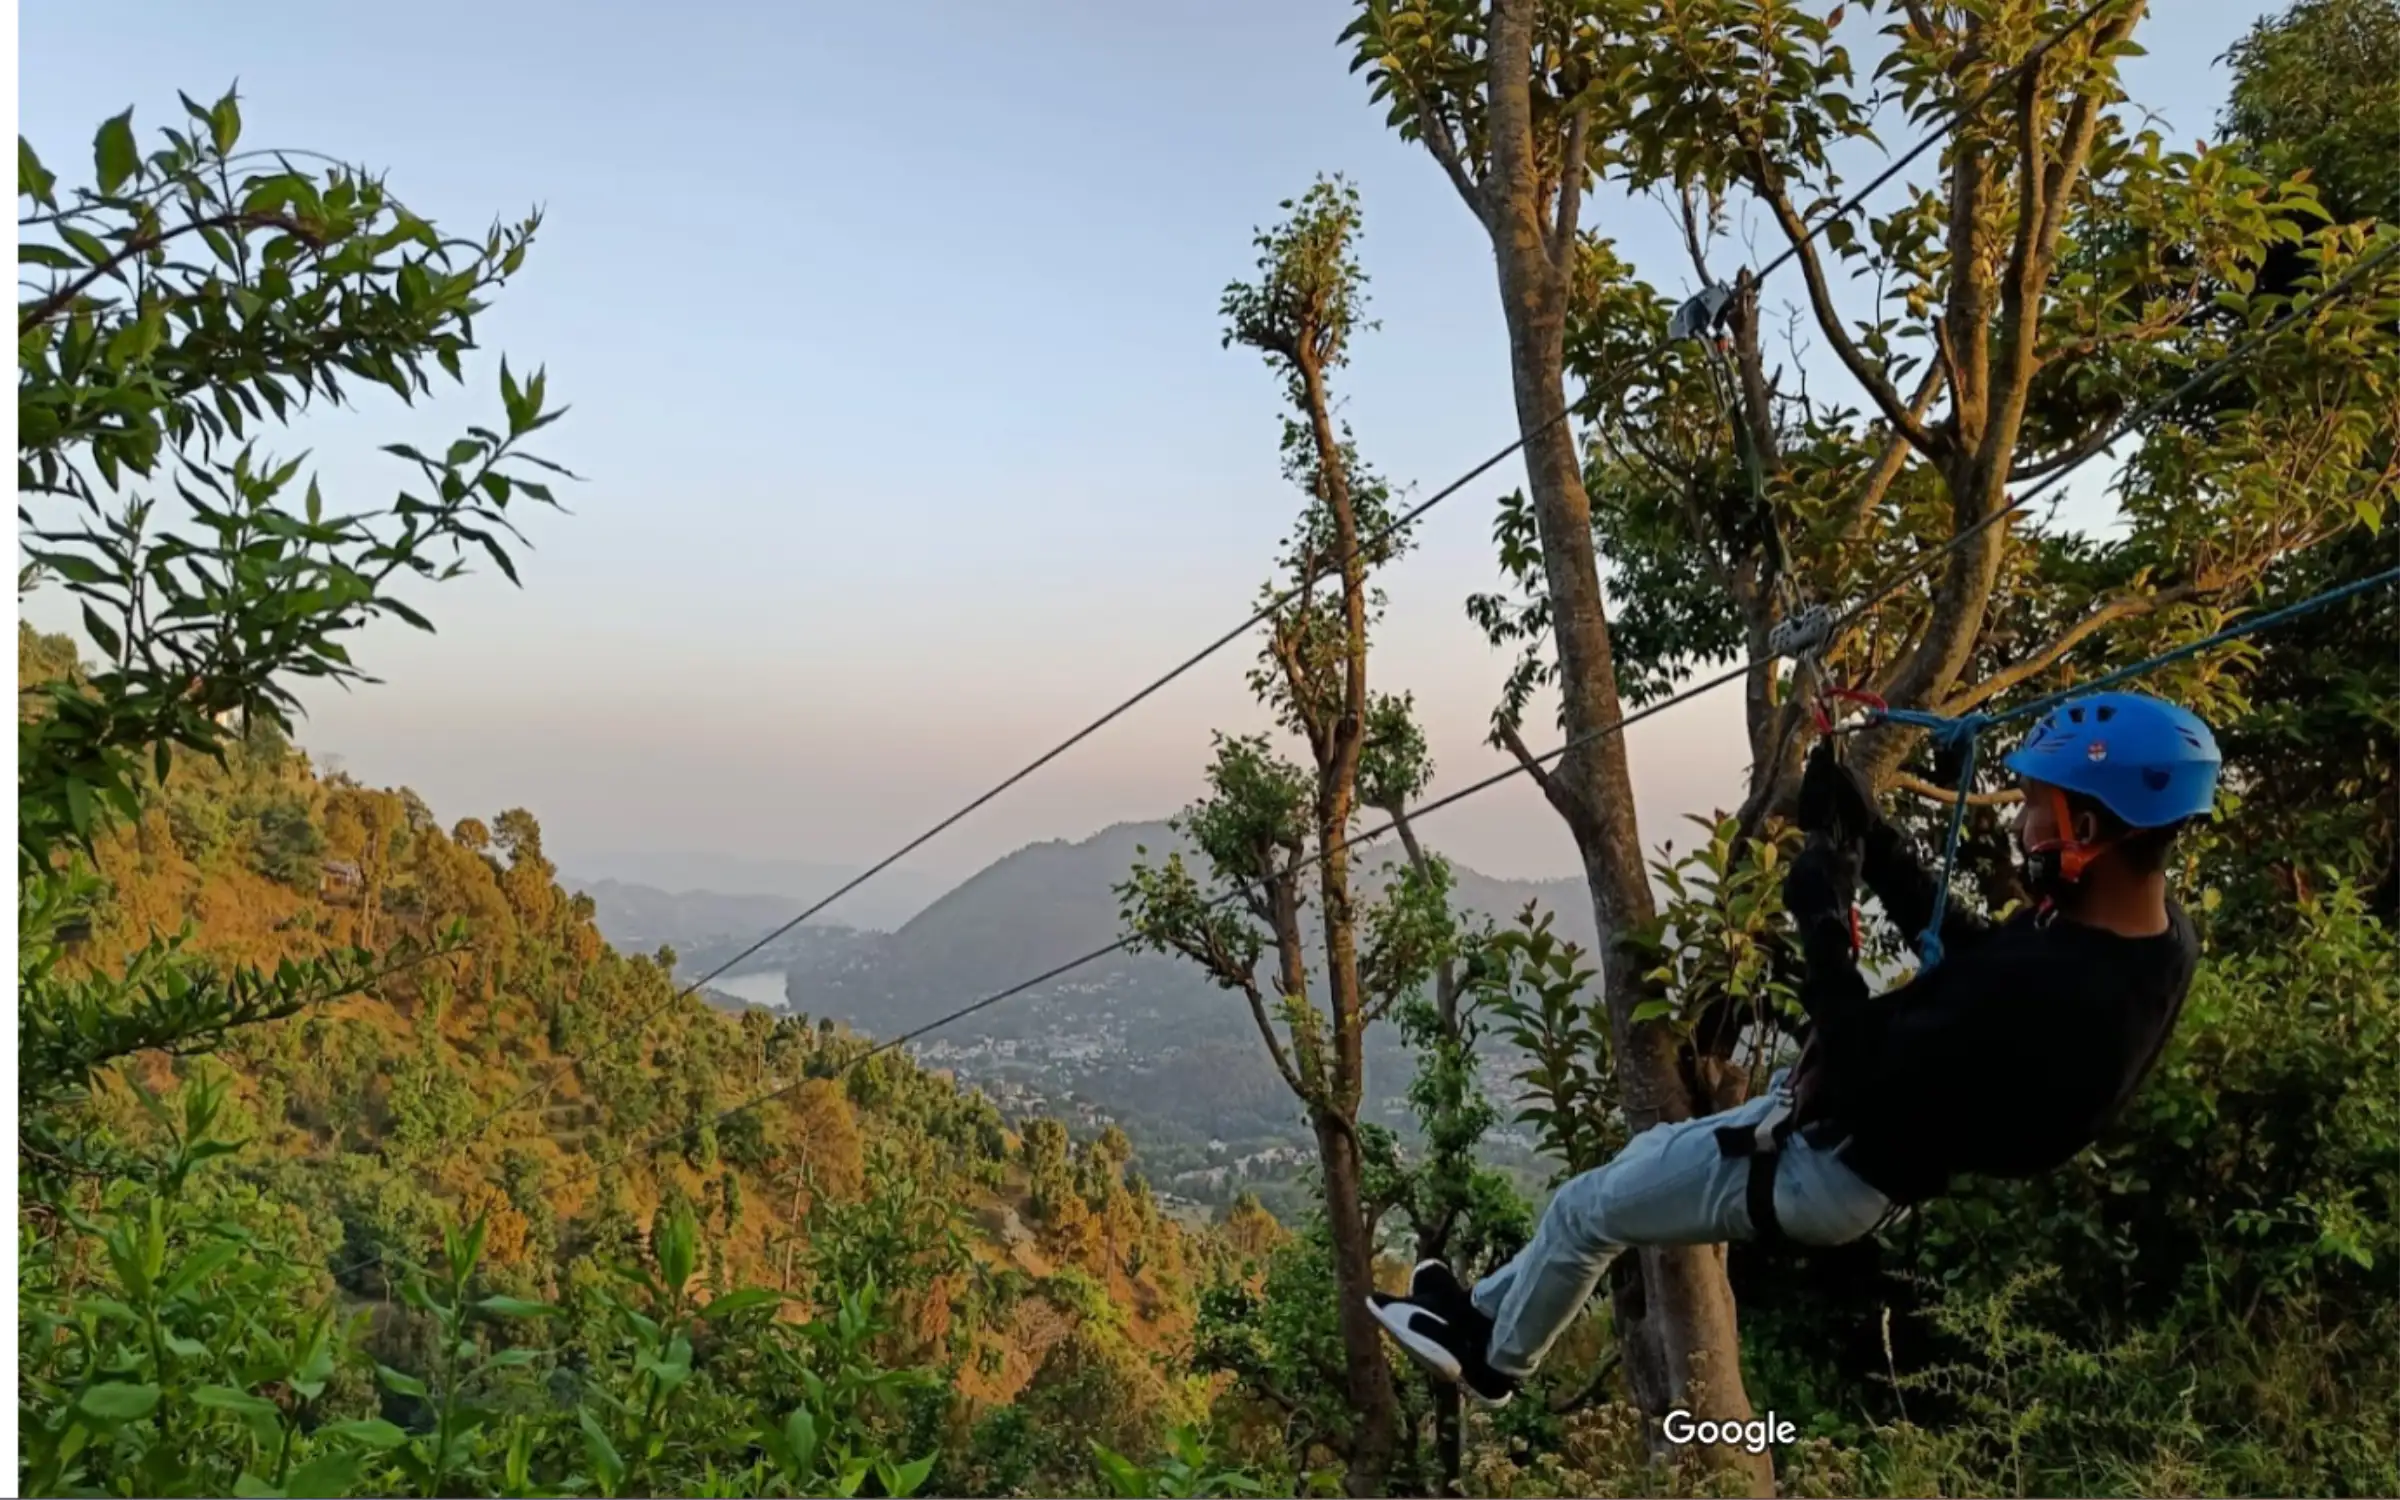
[1409,86,1488,229]
[1268,610,1334,764]
[1209,927,1309,1103]
[20,210,311,334]
[1744,149,1937,457]
[1941,583,2200,714]
[1495,718,1569,819]
[1549,103,1590,269]
[1892,773,2022,807]
[1835,359,1947,557]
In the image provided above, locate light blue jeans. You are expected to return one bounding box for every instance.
[1472,1070,1892,1377]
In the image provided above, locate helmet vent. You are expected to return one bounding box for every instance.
[2095,704,2117,722]
[2068,706,2087,724]
[2142,767,2171,792]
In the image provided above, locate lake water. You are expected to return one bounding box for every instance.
[704,969,790,1010]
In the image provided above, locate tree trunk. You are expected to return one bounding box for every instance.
[1279,342,1399,1495]
[1316,1107,1399,1497]
[1484,2,1772,1490]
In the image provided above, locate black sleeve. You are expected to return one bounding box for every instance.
[1861,816,1993,955]
[1792,910,1871,1023]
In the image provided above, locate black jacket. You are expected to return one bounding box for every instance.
[1787,817,2200,1205]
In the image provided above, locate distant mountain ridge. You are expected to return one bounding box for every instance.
[576,820,1604,1042]
[557,851,950,933]
[565,878,809,955]
[889,818,1600,965]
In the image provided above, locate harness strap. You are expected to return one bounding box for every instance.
[1714,1096,1799,1248]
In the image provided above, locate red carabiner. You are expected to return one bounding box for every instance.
[1810,685,1889,735]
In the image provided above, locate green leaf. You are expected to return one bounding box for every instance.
[579,1410,626,1496]
[77,1381,160,1423]
[20,135,57,205]
[93,109,138,196]
[59,225,111,268]
[374,1363,428,1399]
[1630,997,1675,1024]
[192,1384,282,1420]
[697,1286,787,1321]
[162,1239,244,1300]
[79,604,122,662]
[285,1452,363,1498]
[887,1453,937,1497]
[232,1474,284,1499]
[322,1418,410,1451]
[781,1407,819,1476]
[211,89,243,155]
[474,1294,557,1320]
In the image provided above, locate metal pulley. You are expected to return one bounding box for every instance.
[1668,282,1736,345]
[1768,601,1833,661]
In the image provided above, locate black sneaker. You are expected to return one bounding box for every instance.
[1367,1294,1518,1407]
[1408,1259,1479,1321]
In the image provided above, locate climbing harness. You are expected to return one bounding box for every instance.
[1715,1093,1800,1249]
[1833,563,2400,971]
[1712,1071,1863,1248]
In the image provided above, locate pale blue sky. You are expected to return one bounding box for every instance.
[20,1,2277,890]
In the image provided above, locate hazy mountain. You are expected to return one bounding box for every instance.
[786,819,1602,1038]
[567,877,806,954]
[555,851,948,932]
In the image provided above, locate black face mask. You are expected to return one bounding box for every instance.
[2019,839,2071,900]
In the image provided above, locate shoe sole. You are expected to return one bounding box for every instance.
[1368,1296,1464,1383]
[1366,1298,1514,1409]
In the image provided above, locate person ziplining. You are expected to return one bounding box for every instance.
[1370,689,2220,1407]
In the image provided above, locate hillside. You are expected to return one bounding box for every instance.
[23,634,1245,1489]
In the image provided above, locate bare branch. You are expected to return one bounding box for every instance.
[1677,182,1716,288]
[1894,773,2022,807]
[1496,718,1573,820]
[1409,85,1488,229]
[1204,924,1309,1102]
[1745,149,1938,457]
[1550,103,1590,269]
[1941,583,2199,713]
[1835,359,1947,557]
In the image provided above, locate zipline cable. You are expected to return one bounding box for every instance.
[446,0,2139,1159]
[545,230,2400,1195]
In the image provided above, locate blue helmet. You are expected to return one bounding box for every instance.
[2001,691,2221,827]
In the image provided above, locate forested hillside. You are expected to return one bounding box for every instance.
[20,623,1268,1495]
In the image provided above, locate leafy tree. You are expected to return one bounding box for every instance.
[1341,4,1777,1466]
[17,87,566,1162]
[2223,0,2400,227]
[1119,176,1460,1493]
[1350,5,2400,1477]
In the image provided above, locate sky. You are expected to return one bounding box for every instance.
[19,1,2282,894]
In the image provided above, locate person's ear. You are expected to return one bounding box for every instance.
[2072,808,2103,846]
